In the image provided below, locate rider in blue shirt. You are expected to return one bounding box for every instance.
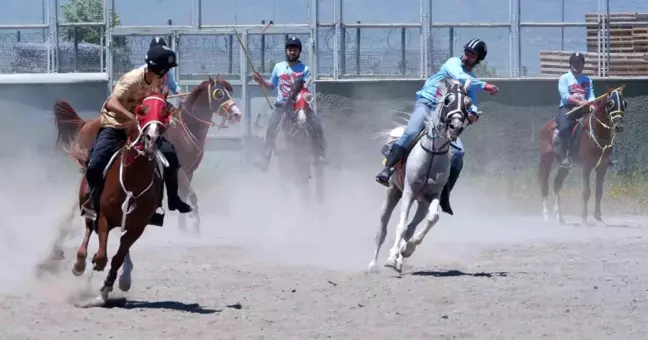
[556,52,595,168]
[252,37,327,172]
[375,38,499,215]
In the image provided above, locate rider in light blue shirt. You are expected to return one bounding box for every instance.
[555,52,595,168]
[252,37,327,172]
[375,38,499,215]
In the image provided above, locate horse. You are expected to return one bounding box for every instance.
[165,76,241,233]
[52,76,241,234]
[275,78,325,206]
[368,78,472,274]
[66,92,172,302]
[538,86,627,225]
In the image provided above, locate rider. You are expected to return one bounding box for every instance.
[374,38,499,215]
[556,52,596,168]
[251,36,328,172]
[140,37,181,96]
[86,44,192,229]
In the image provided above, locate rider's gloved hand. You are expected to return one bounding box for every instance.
[484,83,499,95]
[468,111,480,124]
[252,72,269,88]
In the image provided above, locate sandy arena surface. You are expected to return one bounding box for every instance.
[1,100,648,340]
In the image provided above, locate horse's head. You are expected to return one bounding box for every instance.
[183,75,242,126]
[435,77,472,141]
[133,92,172,156]
[288,77,313,128]
[602,86,627,133]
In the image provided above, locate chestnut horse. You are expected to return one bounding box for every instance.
[538,86,627,225]
[66,92,172,302]
[275,78,325,206]
[53,76,241,234]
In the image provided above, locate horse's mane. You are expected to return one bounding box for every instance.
[184,80,211,108]
[373,80,452,144]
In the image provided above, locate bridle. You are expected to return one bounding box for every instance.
[585,89,626,169]
[421,82,471,155]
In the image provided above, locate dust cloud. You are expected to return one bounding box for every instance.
[0,90,643,299]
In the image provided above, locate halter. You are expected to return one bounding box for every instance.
[119,94,169,231]
[584,89,625,169]
[174,81,235,171]
[421,84,470,154]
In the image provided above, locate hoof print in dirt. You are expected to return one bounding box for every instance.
[226,303,242,310]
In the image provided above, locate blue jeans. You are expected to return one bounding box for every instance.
[394,98,464,173]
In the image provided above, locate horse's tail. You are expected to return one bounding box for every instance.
[63,137,89,173]
[372,109,411,144]
[53,100,85,150]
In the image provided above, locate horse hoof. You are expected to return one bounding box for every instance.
[367,261,378,273]
[72,262,86,276]
[400,241,417,258]
[118,275,132,292]
[384,257,402,273]
[99,285,112,302]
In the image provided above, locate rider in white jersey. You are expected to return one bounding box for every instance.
[252,36,328,172]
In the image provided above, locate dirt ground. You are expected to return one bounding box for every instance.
[2,172,647,340]
[2,99,647,340]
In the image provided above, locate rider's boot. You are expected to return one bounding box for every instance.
[558,135,572,168]
[88,183,102,233]
[439,161,462,215]
[164,167,193,213]
[148,189,165,227]
[375,144,407,187]
[253,141,274,173]
[311,132,329,166]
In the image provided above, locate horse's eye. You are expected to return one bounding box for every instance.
[444,94,455,107]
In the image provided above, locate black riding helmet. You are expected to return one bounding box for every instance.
[463,38,487,64]
[145,45,178,76]
[285,36,302,62]
[569,52,585,66]
[150,36,168,48]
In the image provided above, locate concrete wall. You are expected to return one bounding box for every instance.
[3,78,646,173]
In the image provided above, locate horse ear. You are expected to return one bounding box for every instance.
[208,75,214,84]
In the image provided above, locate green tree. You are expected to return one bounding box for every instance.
[61,0,125,48]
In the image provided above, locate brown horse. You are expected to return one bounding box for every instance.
[66,92,172,302]
[538,86,627,225]
[53,76,241,234]
[275,79,325,206]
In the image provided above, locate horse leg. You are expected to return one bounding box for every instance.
[385,190,415,273]
[177,169,190,232]
[539,152,554,221]
[91,215,110,271]
[99,226,145,301]
[594,165,609,225]
[401,197,439,258]
[580,166,593,226]
[368,184,402,272]
[118,251,134,292]
[552,167,569,224]
[400,199,431,258]
[314,163,325,206]
[72,218,93,276]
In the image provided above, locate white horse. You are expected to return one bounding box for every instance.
[368,78,473,273]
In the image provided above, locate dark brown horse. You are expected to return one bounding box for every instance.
[538,86,627,225]
[66,92,172,302]
[275,79,325,206]
[53,76,241,234]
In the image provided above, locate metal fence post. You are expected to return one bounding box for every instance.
[105,0,114,94]
[333,0,342,79]
[309,0,318,113]
[48,0,59,73]
[238,30,251,139]
[192,0,202,28]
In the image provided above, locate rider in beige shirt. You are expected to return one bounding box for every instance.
[86,44,192,229]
